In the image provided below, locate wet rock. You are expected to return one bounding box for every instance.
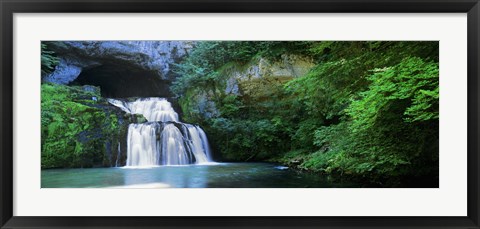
[82,85,100,94]
[134,114,148,123]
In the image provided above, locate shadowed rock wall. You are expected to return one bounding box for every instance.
[43,41,194,98]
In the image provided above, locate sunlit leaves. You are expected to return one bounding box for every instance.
[348,57,439,131]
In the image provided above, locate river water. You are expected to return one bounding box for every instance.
[41,162,358,188]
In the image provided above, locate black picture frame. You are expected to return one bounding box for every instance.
[1,0,479,228]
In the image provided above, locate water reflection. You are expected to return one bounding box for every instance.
[121,165,211,188]
[41,163,359,188]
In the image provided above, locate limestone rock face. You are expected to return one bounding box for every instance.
[42,41,193,97]
[223,54,315,95]
[189,54,315,119]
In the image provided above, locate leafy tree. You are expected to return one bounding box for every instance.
[41,44,59,76]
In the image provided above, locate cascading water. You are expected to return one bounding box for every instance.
[108,97,179,122]
[108,97,213,167]
[186,125,209,164]
[196,126,213,162]
[126,123,160,167]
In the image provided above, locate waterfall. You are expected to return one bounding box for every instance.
[186,125,209,164]
[108,98,178,122]
[160,124,190,165]
[109,97,213,167]
[126,123,160,167]
[196,126,213,161]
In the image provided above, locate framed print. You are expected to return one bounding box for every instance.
[1,0,479,228]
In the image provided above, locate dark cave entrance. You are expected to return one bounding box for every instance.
[70,64,173,98]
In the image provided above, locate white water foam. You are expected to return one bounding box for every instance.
[109,97,214,167]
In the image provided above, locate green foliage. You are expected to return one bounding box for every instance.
[285,41,439,121]
[41,84,121,168]
[349,57,439,131]
[207,118,283,161]
[173,41,439,187]
[41,44,59,76]
[219,95,242,117]
[172,41,311,97]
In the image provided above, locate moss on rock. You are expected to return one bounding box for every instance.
[41,83,127,169]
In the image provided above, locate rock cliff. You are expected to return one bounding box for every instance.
[188,54,315,119]
[43,41,193,97]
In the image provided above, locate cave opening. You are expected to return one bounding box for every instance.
[70,64,173,98]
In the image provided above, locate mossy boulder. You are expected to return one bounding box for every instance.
[41,83,128,169]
